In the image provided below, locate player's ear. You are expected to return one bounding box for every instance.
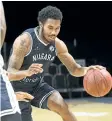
[39,22,43,28]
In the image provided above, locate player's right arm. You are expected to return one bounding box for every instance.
[7,33,43,81]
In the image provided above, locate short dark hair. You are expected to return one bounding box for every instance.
[37,5,63,23]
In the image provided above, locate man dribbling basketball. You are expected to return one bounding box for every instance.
[7,5,105,121]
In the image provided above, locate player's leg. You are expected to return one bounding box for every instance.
[48,91,77,121]
[18,101,33,121]
[31,81,56,109]
[31,82,77,121]
[1,112,22,121]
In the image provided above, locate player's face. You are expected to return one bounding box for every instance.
[42,18,61,43]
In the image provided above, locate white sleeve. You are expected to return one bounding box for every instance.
[0,54,4,68]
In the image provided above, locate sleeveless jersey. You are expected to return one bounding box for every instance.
[11,27,56,92]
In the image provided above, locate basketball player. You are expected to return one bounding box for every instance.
[7,6,105,121]
[0,2,35,121]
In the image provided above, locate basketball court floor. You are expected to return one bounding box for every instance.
[32,97,112,121]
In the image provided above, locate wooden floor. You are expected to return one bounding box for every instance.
[32,98,112,121]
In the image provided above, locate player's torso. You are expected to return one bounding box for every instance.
[11,27,56,92]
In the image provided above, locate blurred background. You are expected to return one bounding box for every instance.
[1,1,112,99]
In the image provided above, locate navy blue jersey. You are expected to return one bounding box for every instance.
[11,27,56,92]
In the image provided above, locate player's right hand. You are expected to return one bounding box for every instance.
[25,63,43,77]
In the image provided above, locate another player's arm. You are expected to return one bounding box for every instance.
[0,2,6,48]
[56,38,90,77]
[7,33,31,80]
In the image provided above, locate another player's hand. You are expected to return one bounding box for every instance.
[15,91,34,102]
[26,63,43,77]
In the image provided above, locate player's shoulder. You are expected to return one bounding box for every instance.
[55,37,68,53]
[55,37,67,47]
[13,31,31,48]
[21,28,34,39]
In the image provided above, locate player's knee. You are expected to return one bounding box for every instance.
[48,91,68,114]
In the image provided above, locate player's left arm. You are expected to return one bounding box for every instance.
[56,38,104,77]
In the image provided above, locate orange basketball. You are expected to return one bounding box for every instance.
[83,69,112,97]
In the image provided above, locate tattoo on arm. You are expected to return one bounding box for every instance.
[8,39,29,72]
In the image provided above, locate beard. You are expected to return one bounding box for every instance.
[41,27,55,44]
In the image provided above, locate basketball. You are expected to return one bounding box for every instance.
[83,69,112,97]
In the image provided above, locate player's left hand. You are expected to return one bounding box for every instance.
[88,65,106,70]
[15,91,34,102]
[83,65,106,76]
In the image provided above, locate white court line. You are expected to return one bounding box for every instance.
[73,112,108,117]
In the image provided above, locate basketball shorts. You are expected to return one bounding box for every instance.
[18,81,56,121]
